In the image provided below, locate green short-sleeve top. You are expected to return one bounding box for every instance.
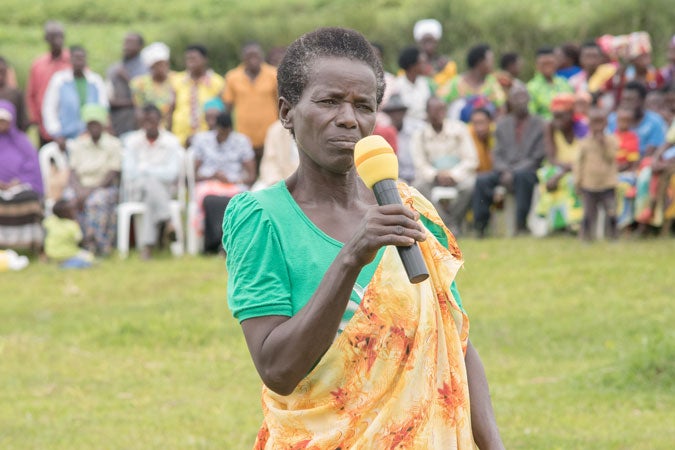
[223,182,463,328]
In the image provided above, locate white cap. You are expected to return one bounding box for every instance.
[413,19,442,42]
[141,42,170,68]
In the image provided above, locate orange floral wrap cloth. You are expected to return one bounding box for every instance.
[255,184,474,449]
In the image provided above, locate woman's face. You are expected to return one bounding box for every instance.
[0,118,9,134]
[150,60,170,79]
[470,111,491,138]
[552,110,573,130]
[281,57,378,175]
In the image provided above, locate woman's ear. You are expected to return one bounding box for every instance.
[278,97,294,131]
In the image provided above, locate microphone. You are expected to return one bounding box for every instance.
[354,135,429,284]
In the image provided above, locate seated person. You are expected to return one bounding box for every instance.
[472,84,546,237]
[122,104,183,259]
[607,81,667,229]
[189,111,256,253]
[535,93,588,232]
[635,123,675,228]
[0,100,43,252]
[68,104,122,256]
[412,97,478,235]
[43,199,94,268]
[468,107,495,174]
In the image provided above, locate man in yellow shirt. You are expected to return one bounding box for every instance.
[170,44,225,146]
[223,42,278,169]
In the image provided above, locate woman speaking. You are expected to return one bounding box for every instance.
[223,27,504,449]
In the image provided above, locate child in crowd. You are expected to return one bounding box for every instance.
[43,199,94,268]
[613,105,641,172]
[635,123,675,225]
[575,107,619,240]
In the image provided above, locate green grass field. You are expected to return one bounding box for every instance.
[1,236,673,449]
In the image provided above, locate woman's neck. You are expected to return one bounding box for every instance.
[288,160,366,209]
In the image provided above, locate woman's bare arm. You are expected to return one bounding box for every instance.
[466,340,505,450]
[240,204,425,395]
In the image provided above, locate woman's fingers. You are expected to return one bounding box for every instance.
[363,206,426,244]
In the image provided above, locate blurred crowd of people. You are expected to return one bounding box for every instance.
[1,19,674,268]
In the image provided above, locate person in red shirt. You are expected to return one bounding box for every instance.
[25,20,71,145]
[614,105,640,173]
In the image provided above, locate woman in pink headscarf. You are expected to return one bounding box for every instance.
[0,100,44,251]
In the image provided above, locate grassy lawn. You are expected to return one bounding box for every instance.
[1,236,673,449]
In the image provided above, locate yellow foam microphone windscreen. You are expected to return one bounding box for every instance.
[354,135,398,188]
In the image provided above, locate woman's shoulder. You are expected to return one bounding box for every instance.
[223,183,288,249]
[225,183,286,224]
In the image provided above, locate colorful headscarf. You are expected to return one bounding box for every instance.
[550,93,576,113]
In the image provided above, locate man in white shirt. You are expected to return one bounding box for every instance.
[412,97,478,235]
[122,104,183,259]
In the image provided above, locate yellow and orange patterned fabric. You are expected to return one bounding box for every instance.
[254,184,475,449]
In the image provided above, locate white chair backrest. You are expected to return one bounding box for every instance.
[38,142,68,199]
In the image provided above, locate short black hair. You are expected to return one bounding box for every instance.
[624,80,648,100]
[499,52,519,70]
[141,103,162,118]
[536,46,555,57]
[277,27,385,107]
[398,46,421,71]
[467,44,491,69]
[425,95,446,110]
[559,43,580,65]
[215,111,233,129]
[52,199,73,219]
[69,45,86,55]
[186,44,208,57]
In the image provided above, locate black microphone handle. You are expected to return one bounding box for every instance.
[372,179,429,284]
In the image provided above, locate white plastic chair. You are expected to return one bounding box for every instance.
[185,148,202,255]
[430,186,458,204]
[116,151,186,258]
[38,141,69,215]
